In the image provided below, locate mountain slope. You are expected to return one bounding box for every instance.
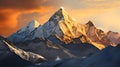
[20,7,104,51]
[1,35,100,64]
[29,7,90,45]
[107,31,120,44]
[85,21,115,47]
[8,20,40,43]
[8,7,120,50]
[6,8,100,62]
[0,36,47,66]
[28,44,120,67]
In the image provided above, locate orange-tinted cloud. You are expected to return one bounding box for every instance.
[0,0,56,37]
[1,0,120,37]
[0,0,47,10]
[0,9,19,36]
[17,6,55,28]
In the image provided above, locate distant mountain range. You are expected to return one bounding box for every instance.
[0,7,120,67]
[8,7,120,49]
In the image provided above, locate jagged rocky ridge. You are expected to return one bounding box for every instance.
[85,21,116,47]
[28,44,120,67]
[0,36,47,63]
[8,7,120,49]
[107,31,120,45]
[1,35,120,67]
[0,36,99,66]
[7,8,103,61]
[4,7,120,67]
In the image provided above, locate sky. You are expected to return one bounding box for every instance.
[0,0,120,37]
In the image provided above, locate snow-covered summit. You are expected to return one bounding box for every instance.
[8,20,40,42]
[33,8,87,44]
[18,20,40,33]
[48,7,72,23]
[7,7,120,49]
[33,8,70,39]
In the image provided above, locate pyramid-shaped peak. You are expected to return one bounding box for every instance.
[49,7,69,22]
[58,7,67,14]
[86,21,95,26]
[60,7,65,9]
[60,7,65,11]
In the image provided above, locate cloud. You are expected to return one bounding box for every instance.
[0,0,55,36]
[0,0,47,10]
[17,8,54,28]
[0,0,120,36]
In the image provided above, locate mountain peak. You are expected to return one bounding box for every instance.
[59,7,66,13]
[33,7,76,41]
[48,7,69,22]
[27,20,40,28]
[60,7,65,10]
[86,21,94,27]
[8,20,40,42]
[18,20,40,34]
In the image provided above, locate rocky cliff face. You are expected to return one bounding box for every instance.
[107,31,120,45]
[85,21,116,47]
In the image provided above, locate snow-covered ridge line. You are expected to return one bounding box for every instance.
[8,7,120,49]
[8,20,40,42]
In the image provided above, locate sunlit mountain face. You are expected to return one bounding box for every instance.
[0,0,120,36]
[7,8,120,50]
[0,0,120,67]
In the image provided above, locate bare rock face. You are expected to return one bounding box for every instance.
[85,20,120,49]
[85,21,116,48]
[107,31,120,45]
